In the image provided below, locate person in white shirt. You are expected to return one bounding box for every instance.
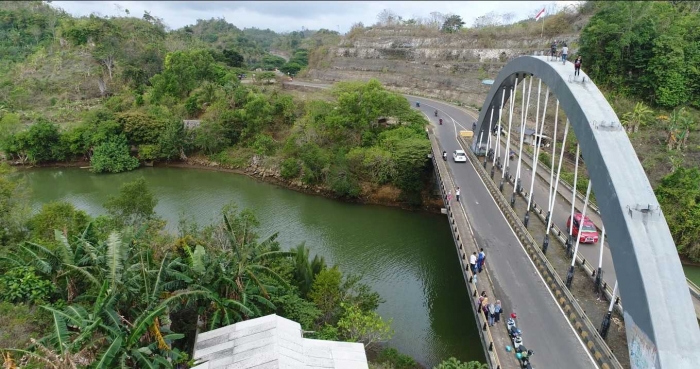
[469,252,477,274]
[456,187,461,202]
[561,43,569,65]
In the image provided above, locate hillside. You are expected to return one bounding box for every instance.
[303,2,700,262]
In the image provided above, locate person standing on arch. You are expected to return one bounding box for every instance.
[574,56,582,77]
[561,43,569,65]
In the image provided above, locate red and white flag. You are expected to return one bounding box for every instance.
[535,7,546,21]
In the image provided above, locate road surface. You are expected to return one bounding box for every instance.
[413,96,596,368]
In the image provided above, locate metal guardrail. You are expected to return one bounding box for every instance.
[459,135,623,369]
[429,132,509,369]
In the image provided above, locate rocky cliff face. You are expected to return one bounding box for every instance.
[306,26,579,108]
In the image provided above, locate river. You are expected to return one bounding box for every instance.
[21,167,483,367]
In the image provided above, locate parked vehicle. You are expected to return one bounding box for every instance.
[567,212,600,244]
[453,150,467,163]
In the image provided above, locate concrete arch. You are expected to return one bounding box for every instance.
[471,56,700,368]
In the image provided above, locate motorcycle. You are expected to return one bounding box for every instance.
[442,152,447,161]
[434,110,438,117]
[516,347,534,369]
[416,102,420,108]
[439,118,443,125]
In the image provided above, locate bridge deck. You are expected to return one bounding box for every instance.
[422,103,596,368]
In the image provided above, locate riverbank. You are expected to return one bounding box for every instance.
[5,155,444,214]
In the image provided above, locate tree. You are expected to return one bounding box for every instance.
[194,120,230,154]
[90,135,139,173]
[441,14,465,33]
[0,164,31,244]
[104,177,158,228]
[656,167,700,261]
[254,71,277,85]
[309,267,343,324]
[621,102,654,133]
[150,49,216,100]
[222,48,244,67]
[376,9,399,26]
[280,62,302,76]
[29,201,90,243]
[337,303,393,350]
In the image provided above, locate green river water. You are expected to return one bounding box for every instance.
[21,167,483,367]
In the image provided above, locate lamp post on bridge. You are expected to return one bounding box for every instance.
[566,180,592,289]
[599,280,618,340]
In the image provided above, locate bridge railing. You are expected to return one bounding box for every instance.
[429,130,507,369]
[458,135,623,369]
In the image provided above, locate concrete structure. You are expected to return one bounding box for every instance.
[192,314,368,369]
[471,55,700,369]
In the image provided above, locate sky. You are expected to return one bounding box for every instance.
[50,1,582,34]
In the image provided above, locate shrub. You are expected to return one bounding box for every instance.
[0,267,54,304]
[281,158,301,179]
[251,133,277,156]
[375,348,417,369]
[90,134,140,173]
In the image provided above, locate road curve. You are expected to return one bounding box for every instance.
[285,81,597,368]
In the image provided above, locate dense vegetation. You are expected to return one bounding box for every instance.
[0,170,484,368]
[0,2,432,207]
[574,1,700,261]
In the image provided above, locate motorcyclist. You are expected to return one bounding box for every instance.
[439,118,443,125]
[442,151,447,161]
[509,150,515,160]
[472,122,477,131]
[416,101,420,107]
[434,110,438,117]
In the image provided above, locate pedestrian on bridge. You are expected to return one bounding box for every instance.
[447,190,452,203]
[456,187,461,202]
[477,248,486,273]
[494,300,502,324]
[469,252,478,274]
[488,302,496,326]
[478,292,487,311]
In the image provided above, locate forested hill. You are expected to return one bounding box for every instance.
[0,1,338,118]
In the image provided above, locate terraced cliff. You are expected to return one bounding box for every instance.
[305,24,582,108]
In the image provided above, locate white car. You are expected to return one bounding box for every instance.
[453,150,467,163]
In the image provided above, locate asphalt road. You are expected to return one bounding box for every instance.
[411,96,596,369]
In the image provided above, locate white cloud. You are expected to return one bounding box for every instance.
[50,1,582,33]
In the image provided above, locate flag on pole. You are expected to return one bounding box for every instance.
[535,8,546,21]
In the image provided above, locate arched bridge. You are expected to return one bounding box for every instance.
[468,56,700,368]
[284,55,700,368]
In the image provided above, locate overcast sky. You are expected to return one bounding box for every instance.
[50,1,581,33]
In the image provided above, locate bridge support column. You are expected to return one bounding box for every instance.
[542,234,550,255]
[594,267,603,294]
[599,311,612,340]
[565,265,575,289]
[523,210,530,228]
